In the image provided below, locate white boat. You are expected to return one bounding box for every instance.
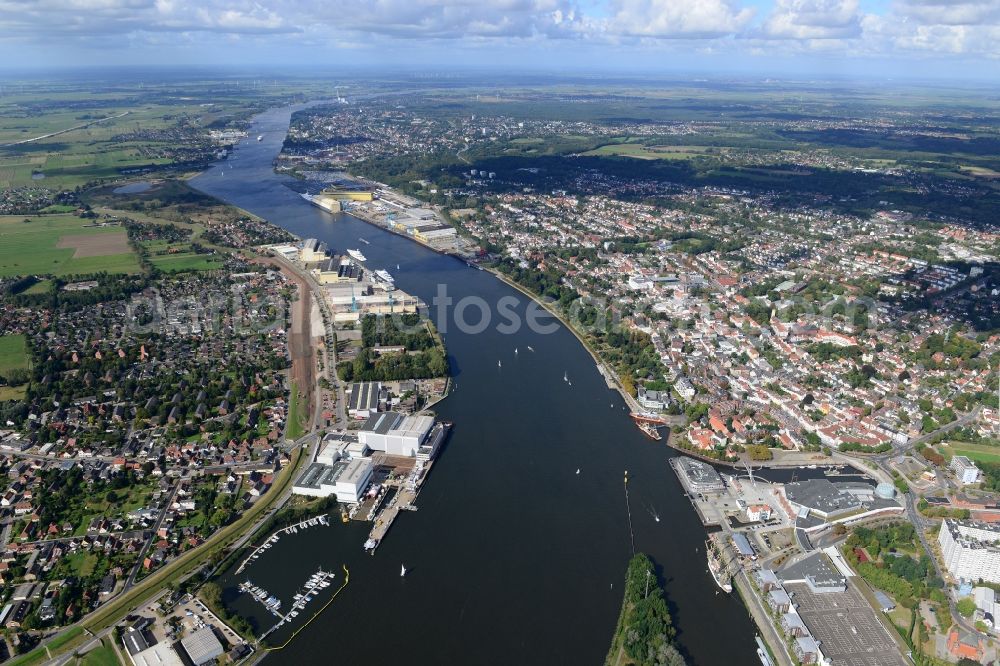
[575,469,580,475]
[400,564,407,577]
[563,372,568,382]
[527,346,534,352]
[359,237,370,245]
[514,347,518,354]
[347,249,367,262]
[497,360,502,368]
[396,264,400,270]
[756,637,774,666]
[257,135,263,142]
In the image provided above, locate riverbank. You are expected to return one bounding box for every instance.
[185,102,763,666]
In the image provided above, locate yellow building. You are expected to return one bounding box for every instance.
[321,187,374,202]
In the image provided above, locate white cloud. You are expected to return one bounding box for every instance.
[762,0,862,39]
[607,0,754,38]
[0,0,296,36]
[0,0,999,65]
[896,0,1000,26]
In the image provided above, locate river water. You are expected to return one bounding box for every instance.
[189,105,759,666]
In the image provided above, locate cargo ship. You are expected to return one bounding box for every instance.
[301,192,343,214]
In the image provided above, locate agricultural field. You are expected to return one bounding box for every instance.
[0,213,141,277]
[0,333,29,376]
[582,142,713,160]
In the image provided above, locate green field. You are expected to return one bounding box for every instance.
[0,386,27,401]
[0,334,28,375]
[81,641,121,666]
[582,142,712,160]
[0,214,140,277]
[147,251,224,272]
[945,443,1000,464]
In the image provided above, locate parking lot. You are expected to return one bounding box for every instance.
[784,581,908,666]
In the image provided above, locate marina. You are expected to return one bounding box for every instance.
[235,514,332,575]
[254,568,338,641]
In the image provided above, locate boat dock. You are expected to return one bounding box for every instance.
[364,422,449,554]
[236,514,332,574]
[257,568,337,641]
[365,460,430,553]
[238,581,283,618]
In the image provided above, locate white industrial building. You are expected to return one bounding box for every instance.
[939,519,1000,583]
[951,455,983,485]
[358,411,435,457]
[180,627,225,666]
[292,457,373,504]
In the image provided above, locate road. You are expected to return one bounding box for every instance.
[123,480,180,591]
[1,111,130,147]
[863,407,986,638]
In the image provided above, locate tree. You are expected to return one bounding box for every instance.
[957,597,976,618]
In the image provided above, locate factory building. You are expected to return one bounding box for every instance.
[939,519,1000,584]
[358,411,435,457]
[292,457,374,504]
[299,238,328,263]
[316,258,363,285]
[347,382,382,420]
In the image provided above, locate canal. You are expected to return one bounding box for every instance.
[190,105,759,666]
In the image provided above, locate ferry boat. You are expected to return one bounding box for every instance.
[706,539,733,593]
[347,249,367,262]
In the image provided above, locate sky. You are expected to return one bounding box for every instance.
[1,0,999,80]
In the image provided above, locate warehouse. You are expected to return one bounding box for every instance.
[181,627,226,666]
[348,382,381,419]
[358,411,435,457]
[292,457,374,503]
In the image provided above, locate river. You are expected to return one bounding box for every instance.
[189,105,759,666]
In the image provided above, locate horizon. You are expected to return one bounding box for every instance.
[2,0,1000,82]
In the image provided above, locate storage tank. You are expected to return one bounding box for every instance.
[875,482,896,499]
